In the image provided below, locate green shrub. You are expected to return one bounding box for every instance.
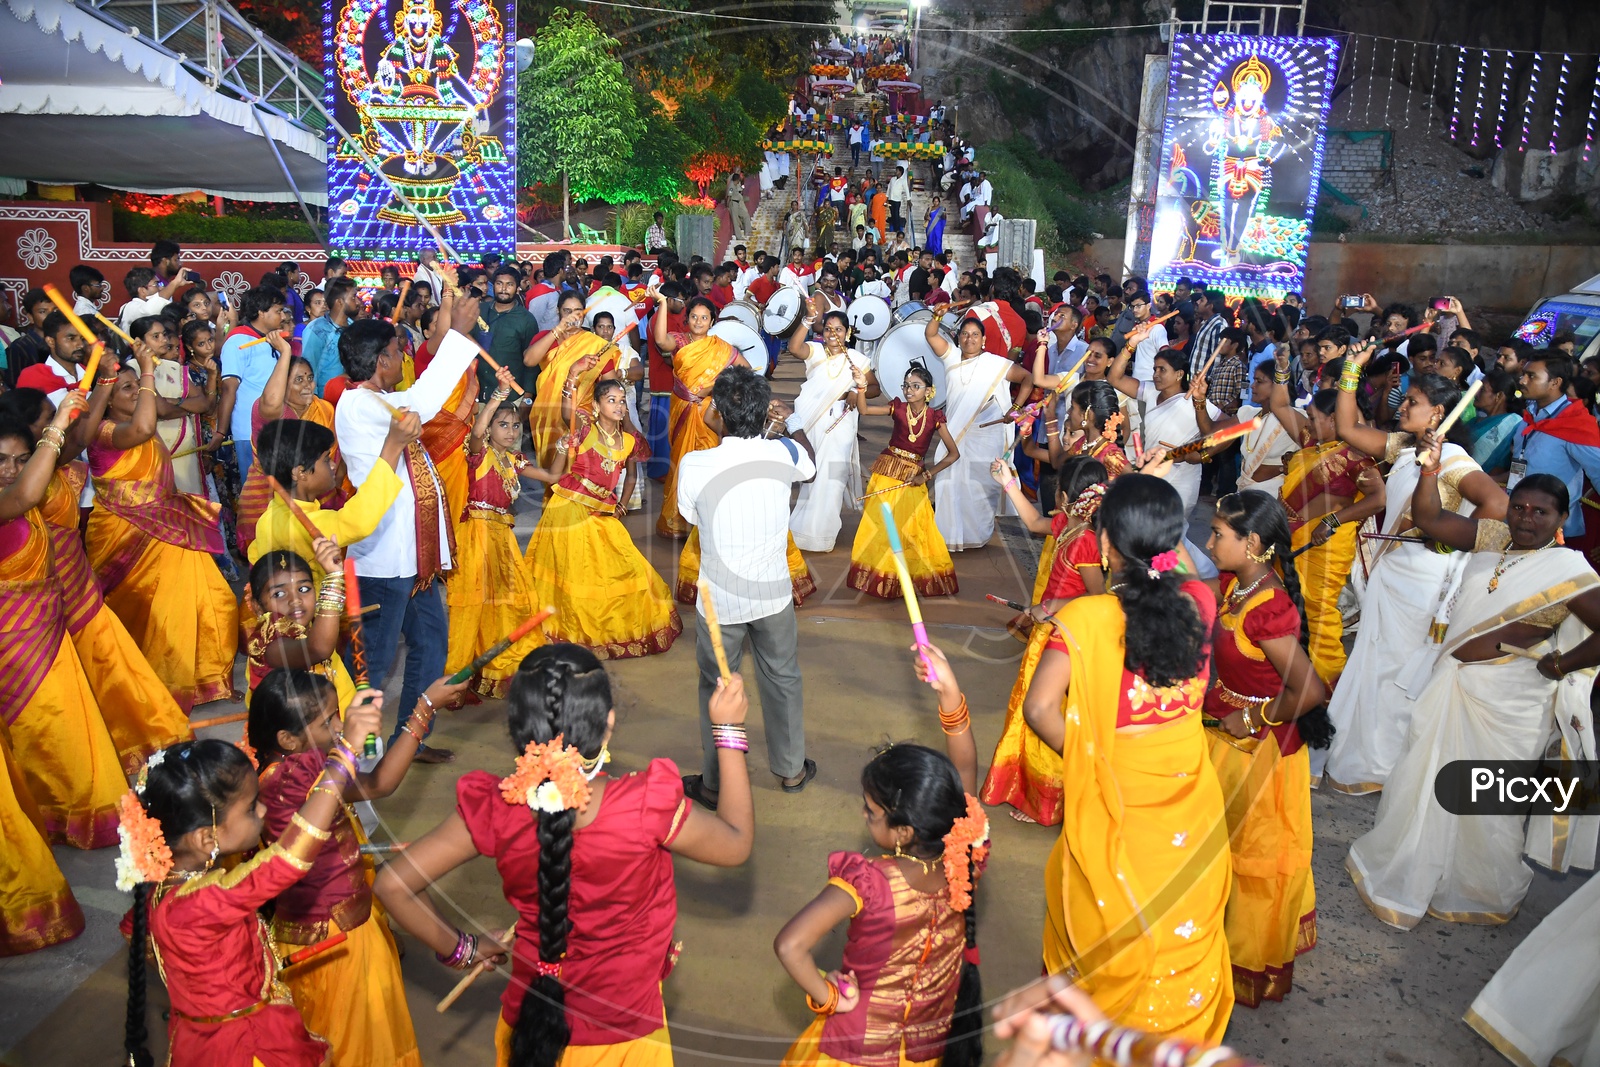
[112,206,320,244]
[979,138,1102,255]
[611,202,655,246]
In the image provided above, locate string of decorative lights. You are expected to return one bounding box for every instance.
[1470,48,1488,146]
[1427,43,1442,135]
[1448,45,1464,141]
[1382,39,1395,128]
[1401,41,1415,128]
[1493,51,1513,149]
[1549,53,1570,154]
[1520,52,1541,151]
[1585,55,1600,162]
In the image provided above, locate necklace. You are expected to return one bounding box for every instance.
[594,421,625,474]
[488,447,521,502]
[1487,540,1556,592]
[906,402,928,440]
[1226,571,1270,609]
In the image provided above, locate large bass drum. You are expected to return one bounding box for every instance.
[708,320,770,375]
[846,294,892,341]
[584,291,638,336]
[872,320,949,408]
[718,299,762,334]
[761,286,807,338]
[893,299,927,323]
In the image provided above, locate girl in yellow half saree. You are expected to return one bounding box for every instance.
[654,295,744,540]
[1021,474,1233,1043]
[86,341,239,713]
[0,395,128,849]
[525,290,621,470]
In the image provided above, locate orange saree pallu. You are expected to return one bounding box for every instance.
[530,332,619,469]
[87,430,239,713]
[657,336,739,539]
[1202,583,1317,1008]
[0,511,126,848]
[40,467,190,772]
[1040,594,1234,1043]
[0,722,84,955]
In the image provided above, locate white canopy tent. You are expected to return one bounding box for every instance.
[0,0,326,204]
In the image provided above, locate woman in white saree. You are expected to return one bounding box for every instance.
[1347,465,1600,930]
[1235,362,1295,499]
[926,314,1032,550]
[784,307,873,552]
[1321,344,1507,795]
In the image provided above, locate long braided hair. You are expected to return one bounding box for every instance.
[1214,490,1333,748]
[505,644,613,1067]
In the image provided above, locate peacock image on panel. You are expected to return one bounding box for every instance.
[324,0,516,257]
[1150,34,1340,301]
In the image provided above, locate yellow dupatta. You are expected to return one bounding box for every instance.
[656,335,740,539]
[530,332,618,469]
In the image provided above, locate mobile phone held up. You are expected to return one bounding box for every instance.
[1432,297,1452,311]
[1340,295,1364,309]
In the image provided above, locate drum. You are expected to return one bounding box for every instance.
[761,286,806,338]
[893,300,927,323]
[708,320,770,375]
[718,299,762,334]
[584,291,637,336]
[872,320,949,408]
[847,295,892,341]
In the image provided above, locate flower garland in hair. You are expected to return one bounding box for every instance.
[1100,411,1124,441]
[1148,550,1180,580]
[940,795,991,911]
[1068,482,1107,521]
[115,791,173,891]
[499,735,593,814]
[237,724,258,771]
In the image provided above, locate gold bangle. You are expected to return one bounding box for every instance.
[1259,705,1286,727]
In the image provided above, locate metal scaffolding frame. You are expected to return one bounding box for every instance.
[77,0,324,131]
[1181,0,1307,38]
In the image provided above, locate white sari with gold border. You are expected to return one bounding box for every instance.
[1346,541,1598,931]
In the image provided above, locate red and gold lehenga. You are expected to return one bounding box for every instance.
[980,514,1101,825]
[148,816,334,1066]
[1202,582,1316,1008]
[260,752,419,1067]
[86,427,239,713]
[847,399,958,600]
[457,760,689,1067]
[525,413,681,658]
[0,510,126,849]
[1033,436,1126,602]
[446,446,547,696]
[40,463,190,771]
[1283,440,1373,687]
[780,850,982,1066]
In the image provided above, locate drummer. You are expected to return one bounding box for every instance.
[780,248,815,292]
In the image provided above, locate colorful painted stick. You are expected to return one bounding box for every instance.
[470,342,528,396]
[92,312,135,345]
[168,438,232,461]
[41,285,106,399]
[1416,379,1482,467]
[436,921,516,1013]
[1047,1012,1263,1067]
[880,502,935,682]
[265,475,323,540]
[1360,532,1429,544]
[358,841,409,855]
[343,557,377,758]
[240,333,277,349]
[1164,416,1263,462]
[985,593,1027,611]
[279,930,348,969]
[856,478,915,504]
[445,608,555,685]
[699,581,733,682]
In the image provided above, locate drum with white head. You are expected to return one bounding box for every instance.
[718,299,762,334]
[708,320,770,375]
[761,286,806,338]
[847,294,892,341]
[872,319,949,408]
[584,291,638,337]
[893,299,927,324]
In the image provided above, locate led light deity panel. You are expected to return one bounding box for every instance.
[1149,35,1340,300]
[324,0,516,257]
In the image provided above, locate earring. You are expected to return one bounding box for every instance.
[1100,547,1111,570]
[1245,544,1275,564]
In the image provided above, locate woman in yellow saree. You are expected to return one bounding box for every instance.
[1266,359,1383,688]
[1021,474,1233,1043]
[86,340,239,713]
[0,394,129,849]
[525,290,620,469]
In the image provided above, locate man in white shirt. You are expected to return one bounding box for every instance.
[677,365,818,806]
[1126,289,1168,383]
[14,310,87,400]
[68,264,106,319]
[335,299,480,760]
[412,250,444,300]
[779,248,814,292]
[117,267,173,331]
[887,165,911,235]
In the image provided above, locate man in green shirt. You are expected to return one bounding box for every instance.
[481,265,540,397]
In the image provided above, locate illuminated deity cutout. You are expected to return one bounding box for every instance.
[1203,55,1284,267]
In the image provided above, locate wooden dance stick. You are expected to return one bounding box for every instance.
[343,556,379,758]
[240,332,284,349]
[856,478,915,504]
[879,502,936,684]
[77,341,105,396]
[469,342,528,396]
[358,841,409,856]
[91,312,135,345]
[279,930,348,969]
[265,475,324,540]
[437,921,516,1013]
[1360,532,1429,544]
[1497,642,1553,662]
[1416,379,1482,467]
[985,593,1027,611]
[1164,417,1263,463]
[1047,1012,1264,1067]
[699,581,734,682]
[169,438,232,461]
[41,285,106,401]
[445,608,555,685]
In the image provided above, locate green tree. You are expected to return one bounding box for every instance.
[517,8,642,236]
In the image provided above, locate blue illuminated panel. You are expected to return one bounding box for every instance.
[324,0,517,258]
[1149,34,1340,301]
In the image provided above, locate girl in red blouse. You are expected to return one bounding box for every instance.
[1203,490,1329,1008]
[374,643,757,1067]
[846,365,962,599]
[119,700,387,1067]
[982,455,1108,825]
[445,366,547,695]
[774,643,988,1067]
